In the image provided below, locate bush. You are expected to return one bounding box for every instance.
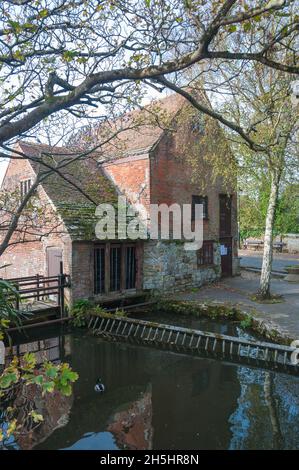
[70,299,93,327]
[0,285,79,448]
[0,279,29,328]
[240,315,253,329]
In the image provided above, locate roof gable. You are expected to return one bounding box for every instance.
[16,141,119,240]
[81,92,187,160]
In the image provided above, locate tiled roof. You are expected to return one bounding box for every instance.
[94,92,186,160]
[17,141,119,240]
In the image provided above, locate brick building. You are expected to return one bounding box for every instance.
[0,93,239,305]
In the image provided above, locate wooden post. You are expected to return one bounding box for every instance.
[104,243,110,295]
[59,261,65,318]
[120,243,126,292]
[41,275,45,300]
[36,273,40,301]
[136,241,143,290]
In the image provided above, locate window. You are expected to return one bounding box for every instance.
[94,246,105,294]
[20,179,31,199]
[125,245,136,289]
[197,241,214,266]
[94,243,137,295]
[192,195,208,221]
[110,245,121,292]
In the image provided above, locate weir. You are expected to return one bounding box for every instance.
[88,313,299,374]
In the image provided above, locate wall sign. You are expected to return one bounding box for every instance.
[220,244,228,256]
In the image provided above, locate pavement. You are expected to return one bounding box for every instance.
[239,249,299,273]
[174,273,299,341]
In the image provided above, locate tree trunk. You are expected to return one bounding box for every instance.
[264,372,283,449]
[259,170,281,299]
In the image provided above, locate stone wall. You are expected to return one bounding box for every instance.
[143,240,221,293]
[232,256,241,276]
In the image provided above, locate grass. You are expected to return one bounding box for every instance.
[249,293,285,304]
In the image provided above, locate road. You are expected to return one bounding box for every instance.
[239,249,299,273]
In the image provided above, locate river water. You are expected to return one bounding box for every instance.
[2,315,299,450]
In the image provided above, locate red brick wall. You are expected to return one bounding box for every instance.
[2,152,35,191]
[71,241,94,301]
[103,155,151,213]
[150,133,236,242]
[148,111,239,274]
[0,148,72,293]
[0,242,44,278]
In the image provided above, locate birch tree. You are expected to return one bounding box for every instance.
[220,65,298,298]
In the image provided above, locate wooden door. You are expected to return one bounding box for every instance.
[47,247,62,277]
[46,247,62,300]
[219,194,232,277]
[219,194,232,237]
[220,237,232,277]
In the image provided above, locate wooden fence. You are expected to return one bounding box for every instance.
[2,268,70,317]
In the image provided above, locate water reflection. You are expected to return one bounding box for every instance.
[63,432,118,450]
[2,324,299,450]
[1,327,73,450]
[229,367,299,450]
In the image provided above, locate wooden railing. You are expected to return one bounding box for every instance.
[2,270,70,316]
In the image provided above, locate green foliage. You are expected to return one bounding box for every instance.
[71,299,127,326]
[71,299,93,327]
[93,305,109,315]
[0,293,78,446]
[154,298,238,320]
[62,50,76,63]
[0,352,78,444]
[250,293,284,304]
[0,280,23,327]
[275,184,299,234]
[240,315,253,329]
[0,353,78,397]
[113,307,126,317]
[0,318,9,341]
[240,182,299,239]
[24,361,78,397]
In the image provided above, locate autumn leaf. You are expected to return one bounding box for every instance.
[29,411,44,423]
[6,419,17,438]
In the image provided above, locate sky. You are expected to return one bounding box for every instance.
[0,159,8,186]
